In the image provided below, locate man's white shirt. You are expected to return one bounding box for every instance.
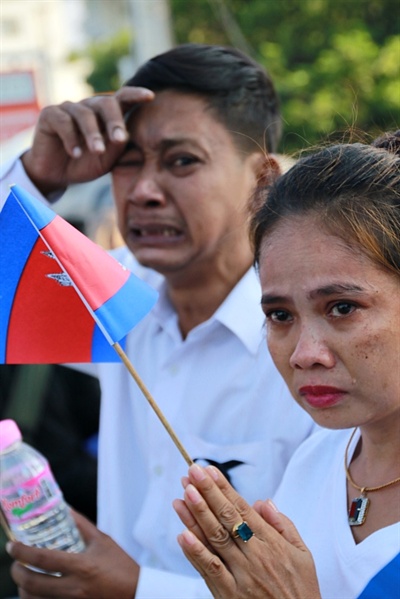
[1,160,317,598]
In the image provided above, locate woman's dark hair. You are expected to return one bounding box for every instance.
[250,133,400,275]
[125,43,281,154]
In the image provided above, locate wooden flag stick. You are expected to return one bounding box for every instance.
[113,342,193,466]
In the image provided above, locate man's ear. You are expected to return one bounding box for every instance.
[252,152,281,188]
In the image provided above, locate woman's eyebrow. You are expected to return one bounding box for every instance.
[261,284,365,306]
[309,284,364,299]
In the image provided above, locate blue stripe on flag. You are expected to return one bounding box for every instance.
[0,195,38,361]
[11,184,56,230]
[94,274,157,343]
[91,326,126,362]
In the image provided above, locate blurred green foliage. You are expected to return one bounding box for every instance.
[83,0,400,152]
[72,30,131,94]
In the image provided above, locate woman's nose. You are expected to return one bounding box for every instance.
[289,326,335,370]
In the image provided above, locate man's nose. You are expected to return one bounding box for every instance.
[289,325,335,370]
[128,169,166,207]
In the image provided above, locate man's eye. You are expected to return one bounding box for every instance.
[170,155,198,167]
[266,310,292,323]
[330,302,356,316]
[114,151,143,168]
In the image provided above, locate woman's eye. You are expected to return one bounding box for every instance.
[266,310,292,323]
[330,302,356,317]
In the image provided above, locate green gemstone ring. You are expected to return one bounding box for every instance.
[232,521,254,542]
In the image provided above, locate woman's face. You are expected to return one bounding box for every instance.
[258,214,400,431]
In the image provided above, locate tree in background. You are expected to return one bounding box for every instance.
[81,0,399,153]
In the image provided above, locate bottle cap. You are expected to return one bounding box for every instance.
[0,419,22,452]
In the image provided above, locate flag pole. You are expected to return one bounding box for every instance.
[113,342,193,466]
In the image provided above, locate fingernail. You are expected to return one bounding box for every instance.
[181,476,190,489]
[72,146,82,158]
[185,483,202,504]
[189,464,206,481]
[93,138,105,152]
[5,542,13,555]
[267,499,279,512]
[112,127,127,142]
[207,466,219,481]
[181,530,197,546]
[137,87,155,98]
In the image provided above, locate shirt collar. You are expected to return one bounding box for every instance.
[151,268,265,355]
[213,267,265,355]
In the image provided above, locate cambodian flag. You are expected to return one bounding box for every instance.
[0,185,158,364]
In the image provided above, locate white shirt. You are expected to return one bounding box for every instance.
[274,429,400,599]
[1,159,317,598]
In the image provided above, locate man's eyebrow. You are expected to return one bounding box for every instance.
[124,138,202,152]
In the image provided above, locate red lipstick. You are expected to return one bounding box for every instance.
[298,386,347,409]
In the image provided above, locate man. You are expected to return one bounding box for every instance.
[1,44,315,598]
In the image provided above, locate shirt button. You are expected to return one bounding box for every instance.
[154,465,163,476]
[168,364,179,375]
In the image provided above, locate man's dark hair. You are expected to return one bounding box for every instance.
[125,43,281,154]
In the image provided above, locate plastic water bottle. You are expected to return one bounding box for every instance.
[0,419,85,554]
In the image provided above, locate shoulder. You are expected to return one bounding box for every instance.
[273,428,350,502]
[281,427,350,469]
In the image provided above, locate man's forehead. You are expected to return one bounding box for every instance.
[126,91,229,149]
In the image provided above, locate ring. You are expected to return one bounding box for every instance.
[232,521,254,542]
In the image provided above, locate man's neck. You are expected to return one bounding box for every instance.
[166,257,253,339]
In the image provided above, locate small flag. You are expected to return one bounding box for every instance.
[0,185,158,364]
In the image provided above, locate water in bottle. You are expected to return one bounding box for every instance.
[0,419,85,555]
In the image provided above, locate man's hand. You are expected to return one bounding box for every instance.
[7,510,139,599]
[21,86,154,197]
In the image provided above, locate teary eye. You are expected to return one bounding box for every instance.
[266,309,292,323]
[330,302,356,317]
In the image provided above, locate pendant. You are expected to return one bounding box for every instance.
[348,495,370,526]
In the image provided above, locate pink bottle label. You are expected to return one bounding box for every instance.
[0,464,61,525]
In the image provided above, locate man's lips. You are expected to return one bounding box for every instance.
[298,385,347,408]
[133,225,181,237]
[128,224,184,243]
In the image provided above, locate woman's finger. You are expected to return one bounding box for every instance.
[173,498,211,548]
[177,530,235,599]
[257,499,310,552]
[187,465,262,548]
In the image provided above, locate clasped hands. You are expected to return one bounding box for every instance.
[173,463,322,599]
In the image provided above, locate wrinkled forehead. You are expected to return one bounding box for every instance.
[124,89,240,157]
[126,89,212,134]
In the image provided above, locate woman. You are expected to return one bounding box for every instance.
[173,134,400,598]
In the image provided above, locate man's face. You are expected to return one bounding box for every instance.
[111,90,260,280]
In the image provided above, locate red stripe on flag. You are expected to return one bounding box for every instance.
[7,238,95,363]
[42,216,130,311]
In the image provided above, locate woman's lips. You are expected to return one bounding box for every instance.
[298,385,347,408]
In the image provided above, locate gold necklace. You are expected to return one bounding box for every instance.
[345,428,400,526]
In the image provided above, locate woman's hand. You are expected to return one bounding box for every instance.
[173,464,321,599]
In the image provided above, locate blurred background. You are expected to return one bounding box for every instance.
[1,0,399,231]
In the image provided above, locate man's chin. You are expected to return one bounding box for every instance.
[134,253,184,275]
